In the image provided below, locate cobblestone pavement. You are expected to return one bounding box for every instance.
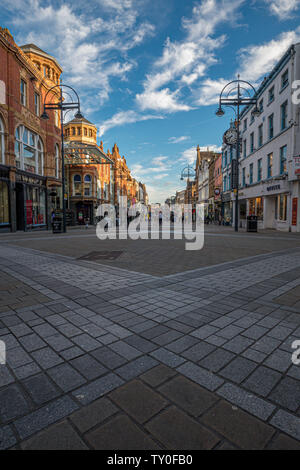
[0,243,300,449]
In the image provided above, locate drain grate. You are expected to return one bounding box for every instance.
[78,251,123,261]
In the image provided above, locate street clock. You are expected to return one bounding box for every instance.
[223,128,238,146]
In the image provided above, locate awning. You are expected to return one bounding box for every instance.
[64,141,114,166]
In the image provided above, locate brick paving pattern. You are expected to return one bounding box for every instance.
[0,243,299,449]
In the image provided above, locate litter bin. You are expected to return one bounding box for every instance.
[52,218,63,233]
[246,215,258,232]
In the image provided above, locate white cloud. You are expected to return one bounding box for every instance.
[136,0,245,113]
[168,136,190,144]
[197,78,229,106]
[99,110,164,136]
[264,0,300,19]
[179,145,222,164]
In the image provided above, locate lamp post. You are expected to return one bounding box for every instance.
[216,75,260,232]
[41,83,84,233]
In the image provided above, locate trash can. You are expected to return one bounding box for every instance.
[52,218,63,233]
[246,215,258,232]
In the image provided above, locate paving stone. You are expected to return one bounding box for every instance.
[242,348,267,363]
[109,341,142,360]
[199,349,235,372]
[115,355,159,380]
[99,333,119,345]
[216,325,244,340]
[0,334,20,350]
[31,347,64,369]
[177,362,224,391]
[243,366,281,397]
[19,333,47,352]
[124,335,157,353]
[159,375,218,416]
[267,433,300,450]
[22,373,60,405]
[269,377,300,412]
[141,325,170,340]
[71,334,102,352]
[201,401,275,449]
[150,348,186,368]
[0,384,30,421]
[57,323,82,338]
[60,346,83,360]
[45,334,73,352]
[72,373,124,405]
[14,396,79,440]
[0,425,17,450]
[70,397,118,433]
[252,336,281,354]
[264,349,292,373]
[86,415,161,450]
[13,362,41,380]
[217,383,276,421]
[220,357,257,384]
[9,323,32,337]
[166,335,199,354]
[242,325,269,340]
[270,410,300,441]
[105,325,132,339]
[110,380,167,424]
[205,335,227,346]
[7,346,32,369]
[0,366,14,387]
[48,363,86,392]
[21,420,87,450]
[153,330,183,346]
[268,325,294,341]
[70,354,108,380]
[140,364,177,387]
[223,336,254,354]
[33,323,58,338]
[146,407,219,450]
[91,346,128,369]
[191,325,220,340]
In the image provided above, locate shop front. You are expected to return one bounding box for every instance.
[0,166,11,232]
[221,192,232,225]
[15,171,47,231]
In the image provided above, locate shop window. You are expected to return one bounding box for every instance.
[25,186,46,227]
[280,145,287,174]
[277,194,287,221]
[20,79,27,106]
[15,125,44,175]
[267,153,273,178]
[0,116,4,164]
[0,181,9,225]
[84,174,92,196]
[73,174,81,196]
[249,198,255,216]
[256,197,263,219]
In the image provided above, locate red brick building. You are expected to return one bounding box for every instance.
[0,28,62,231]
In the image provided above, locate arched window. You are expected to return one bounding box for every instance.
[73,174,81,196]
[55,144,60,178]
[14,125,44,174]
[0,116,4,164]
[84,174,92,196]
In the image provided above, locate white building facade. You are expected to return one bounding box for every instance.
[233,42,300,232]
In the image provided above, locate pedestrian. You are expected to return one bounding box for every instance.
[85,217,90,229]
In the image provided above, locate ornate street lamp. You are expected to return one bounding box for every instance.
[41,83,84,233]
[215,75,259,232]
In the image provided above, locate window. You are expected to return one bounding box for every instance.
[243,119,247,131]
[281,101,288,130]
[250,112,254,124]
[258,124,263,147]
[280,145,287,174]
[55,144,59,178]
[77,128,81,135]
[84,174,92,196]
[268,86,275,103]
[268,114,274,140]
[223,175,227,192]
[89,129,92,137]
[228,173,231,190]
[277,194,287,221]
[230,147,233,163]
[72,127,76,136]
[0,116,4,164]
[281,69,288,89]
[249,163,253,184]
[223,151,227,167]
[257,158,262,181]
[14,125,43,174]
[0,181,9,225]
[243,139,247,158]
[84,128,87,136]
[34,93,40,116]
[250,133,254,152]
[242,167,246,187]
[73,174,81,196]
[259,99,264,113]
[267,153,273,178]
[20,79,27,106]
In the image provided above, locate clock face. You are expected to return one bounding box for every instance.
[224,128,237,145]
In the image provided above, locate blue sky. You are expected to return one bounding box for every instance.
[2,0,300,202]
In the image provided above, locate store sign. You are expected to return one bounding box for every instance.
[294,156,300,176]
[16,172,45,186]
[292,198,298,226]
[267,184,280,192]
